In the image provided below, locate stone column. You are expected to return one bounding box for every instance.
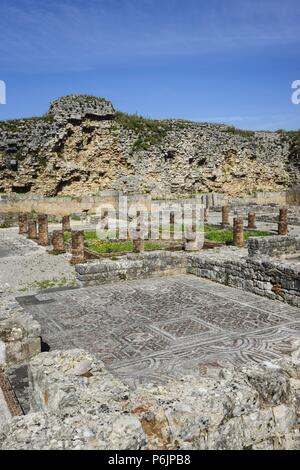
[278,208,288,235]
[38,215,49,246]
[27,220,37,240]
[52,230,65,254]
[233,217,244,247]
[184,225,200,251]
[222,206,230,227]
[62,215,71,232]
[70,230,85,264]
[133,212,144,253]
[170,211,175,241]
[247,211,257,229]
[18,215,28,235]
[204,208,209,223]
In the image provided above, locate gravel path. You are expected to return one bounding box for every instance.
[0,229,76,293]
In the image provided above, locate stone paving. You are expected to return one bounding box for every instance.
[17,274,300,387]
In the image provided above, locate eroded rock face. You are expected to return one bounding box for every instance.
[0,95,295,198]
[1,348,300,450]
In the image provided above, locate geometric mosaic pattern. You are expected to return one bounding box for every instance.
[17,274,300,386]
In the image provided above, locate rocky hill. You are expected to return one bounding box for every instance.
[0,95,298,197]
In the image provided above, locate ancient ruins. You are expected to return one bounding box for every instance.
[1,96,300,450]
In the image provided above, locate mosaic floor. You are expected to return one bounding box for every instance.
[17,274,300,386]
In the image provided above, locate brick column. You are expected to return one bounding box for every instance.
[27,220,37,240]
[247,211,257,229]
[222,206,230,227]
[233,217,244,247]
[51,230,65,254]
[278,208,288,235]
[37,215,49,246]
[18,215,28,235]
[70,230,85,264]
[62,215,71,232]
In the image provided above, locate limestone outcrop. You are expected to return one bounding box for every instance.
[0,95,297,198]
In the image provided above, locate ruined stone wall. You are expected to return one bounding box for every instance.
[188,247,300,307]
[1,348,300,450]
[76,251,188,286]
[0,95,297,198]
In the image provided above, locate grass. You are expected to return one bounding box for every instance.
[20,277,76,292]
[223,126,255,138]
[204,226,272,244]
[0,115,54,132]
[115,111,169,151]
[89,240,163,254]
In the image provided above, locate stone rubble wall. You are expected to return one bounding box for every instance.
[0,284,41,368]
[248,235,300,258]
[187,247,300,307]
[76,251,188,286]
[0,348,300,450]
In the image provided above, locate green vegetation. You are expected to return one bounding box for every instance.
[0,115,54,132]
[204,226,272,244]
[89,240,163,254]
[223,126,255,138]
[20,277,76,292]
[115,111,169,151]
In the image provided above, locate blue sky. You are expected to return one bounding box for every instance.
[0,0,299,130]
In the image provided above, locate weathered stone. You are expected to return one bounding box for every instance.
[233,217,244,247]
[18,215,27,235]
[62,215,71,232]
[70,231,85,265]
[27,220,37,240]
[51,230,65,253]
[247,211,256,229]
[221,206,230,227]
[37,215,49,246]
[278,208,288,235]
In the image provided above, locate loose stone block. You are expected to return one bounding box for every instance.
[70,230,85,264]
[247,211,257,229]
[37,214,49,246]
[278,208,288,235]
[18,215,28,235]
[62,215,71,232]
[233,217,244,247]
[51,230,65,253]
[27,220,38,240]
[222,206,230,227]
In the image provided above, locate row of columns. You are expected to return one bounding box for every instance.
[18,214,86,264]
[221,206,288,236]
